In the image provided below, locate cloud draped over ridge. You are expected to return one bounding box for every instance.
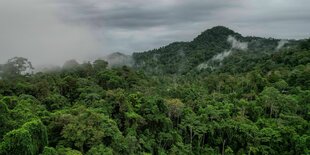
[0,0,310,66]
[227,36,248,50]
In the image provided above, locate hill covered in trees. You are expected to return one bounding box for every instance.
[133,26,299,74]
[0,26,309,155]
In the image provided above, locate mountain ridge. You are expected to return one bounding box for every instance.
[131,26,299,74]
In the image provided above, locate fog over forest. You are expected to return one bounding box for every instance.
[0,1,310,155]
[1,0,310,67]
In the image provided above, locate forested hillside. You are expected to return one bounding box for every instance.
[133,26,299,74]
[0,27,309,155]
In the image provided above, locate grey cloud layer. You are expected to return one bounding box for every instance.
[55,0,310,49]
[0,0,309,66]
[59,0,236,29]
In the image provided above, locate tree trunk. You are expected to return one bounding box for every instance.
[190,127,193,151]
[222,139,226,155]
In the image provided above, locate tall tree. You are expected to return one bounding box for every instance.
[0,57,34,79]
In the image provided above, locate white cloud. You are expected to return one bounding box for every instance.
[212,50,232,61]
[276,40,289,50]
[227,36,248,50]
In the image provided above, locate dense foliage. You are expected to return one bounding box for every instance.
[0,27,309,154]
[133,26,298,75]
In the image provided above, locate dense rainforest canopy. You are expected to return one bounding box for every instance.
[0,26,309,155]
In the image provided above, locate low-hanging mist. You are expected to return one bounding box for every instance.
[276,40,289,50]
[0,0,103,67]
[1,0,310,70]
[227,36,248,50]
[197,35,248,70]
[212,35,248,61]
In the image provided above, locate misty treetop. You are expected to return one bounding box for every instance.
[133,26,299,75]
[0,26,309,155]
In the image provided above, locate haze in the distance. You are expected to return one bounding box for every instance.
[0,0,309,67]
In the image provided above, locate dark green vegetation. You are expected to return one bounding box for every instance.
[0,26,309,154]
[133,26,299,74]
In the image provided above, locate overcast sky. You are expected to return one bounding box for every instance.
[0,0,309,66]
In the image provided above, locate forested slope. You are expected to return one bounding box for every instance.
[0,27,309,155]
[133,26,299,74]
